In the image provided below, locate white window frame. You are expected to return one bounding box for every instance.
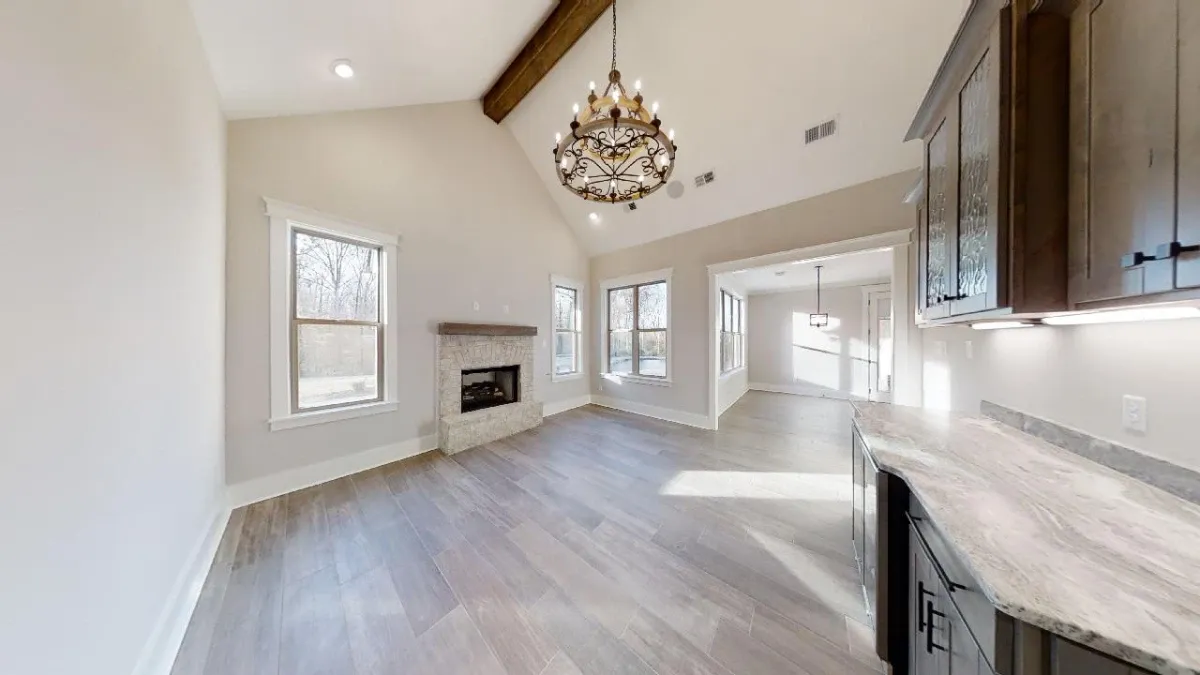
[550,275,585,382]
[599,268,673,387]
[720,289,746,376]
[265,198,400,431]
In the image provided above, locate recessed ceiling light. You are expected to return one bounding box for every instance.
[588,212,600,223]
[331,59,354,79]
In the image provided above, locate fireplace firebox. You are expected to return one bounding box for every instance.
[460,365,520,413]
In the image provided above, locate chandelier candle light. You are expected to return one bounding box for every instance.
[552,0,678,203]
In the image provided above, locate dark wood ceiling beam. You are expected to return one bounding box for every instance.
[482,0,613,124]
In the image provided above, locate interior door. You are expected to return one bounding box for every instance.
[867,290,894,403]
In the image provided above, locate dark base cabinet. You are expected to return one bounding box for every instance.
[853,420,1156,675]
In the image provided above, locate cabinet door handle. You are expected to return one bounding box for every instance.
[1119,242,1200,269]
[925,602,948,654]
[917,581,934,631]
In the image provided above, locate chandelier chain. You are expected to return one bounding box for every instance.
[611,0,617,73]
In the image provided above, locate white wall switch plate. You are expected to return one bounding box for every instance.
[1122,395,1147,433]
[473,301,480,311]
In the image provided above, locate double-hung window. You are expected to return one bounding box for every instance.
[720,290,745,373]
[266,198,399,430]
[552,276,583,380]
[603,269,671,382]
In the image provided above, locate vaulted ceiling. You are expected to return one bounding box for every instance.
[190,0,968,254]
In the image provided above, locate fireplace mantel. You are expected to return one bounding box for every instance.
[437,322,538,337]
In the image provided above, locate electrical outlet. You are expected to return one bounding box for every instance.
[1122,395,1147,433]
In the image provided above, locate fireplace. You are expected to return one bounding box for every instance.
[461,365,520,413]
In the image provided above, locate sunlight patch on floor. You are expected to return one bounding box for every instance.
[659,470,851,501]
[744,526,864,616]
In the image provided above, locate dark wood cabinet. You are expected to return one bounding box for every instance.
[1069,0,1200,305]
[910,0,1070,325]
[852,427,881,621]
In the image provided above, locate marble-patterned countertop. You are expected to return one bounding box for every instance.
[852,402,1200,675]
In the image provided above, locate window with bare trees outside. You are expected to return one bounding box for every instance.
[603,271,671,381]
[266,198,399,431]
[721,290,744,374]
[292,230,382,412]
[552,277,583,380]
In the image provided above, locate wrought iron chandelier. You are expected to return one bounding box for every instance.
[552,0,677,203]
[810,265,829,328]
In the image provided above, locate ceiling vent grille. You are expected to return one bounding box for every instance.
[626,202,638,211]
[693,170,716,188]
[804,118,838,144]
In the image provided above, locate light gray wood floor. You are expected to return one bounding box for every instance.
[171,391,884,675]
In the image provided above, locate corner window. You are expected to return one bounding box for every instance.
[602,269,672,383]
[266,198,400,430]
[721,290,745,373]
[552,276,583,381]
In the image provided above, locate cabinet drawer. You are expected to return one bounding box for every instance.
[909,497,1014,673]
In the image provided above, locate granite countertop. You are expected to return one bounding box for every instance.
[852,402,1200,675]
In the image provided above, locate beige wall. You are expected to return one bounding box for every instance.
[590,171,918,418]
[226,102,590,485]
[748,287,870,398]
[923,320,1200,472]
[0,1,227,673]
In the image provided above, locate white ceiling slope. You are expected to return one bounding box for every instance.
[505,0,967,254]
[728,248,894,295]
[188,0,554,119]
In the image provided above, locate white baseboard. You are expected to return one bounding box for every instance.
[227,434,439,508]
[749,382,863,401]
[543,395,593,417]
[718,385,750,416]
[591,395,714,430]
[132,504,230,675]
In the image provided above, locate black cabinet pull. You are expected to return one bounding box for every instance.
[917,581,934,631]
[1156,241,1200,260]
[1123,242,1200,269]
[925,602,948,654]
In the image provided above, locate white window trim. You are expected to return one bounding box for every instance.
[719,288,747,377]
[550,274,585,382]
[598,267,673,386]
[265,197,401,431]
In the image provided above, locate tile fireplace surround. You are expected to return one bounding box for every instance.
[437,323,543,454]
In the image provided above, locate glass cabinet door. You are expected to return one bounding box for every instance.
[922,119,955,320]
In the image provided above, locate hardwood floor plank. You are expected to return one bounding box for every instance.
[455,510,550,608]
[435,542,557,675]
[282,484,334,585]
[391,478,467,556]
[366,514,459,637]
[413,606,507,675]
[170,507,246,675]
[845,617,887,673]
[516,472,605,530]
[540,651,587,675]
[279,566,355,675]
[507,521,639,635]
[620,607,736,675]
[203,499,286,675]
[339,566,420,675]
[710,617,811,675]
[528,589,657,675]
[322,477,383,585]
[750,605,879,675]
[670,537,849,646]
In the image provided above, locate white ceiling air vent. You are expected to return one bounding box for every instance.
[693,170,716,188]
[804,118,838,144]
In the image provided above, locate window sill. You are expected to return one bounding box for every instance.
[719,367,746,380]
[601,372,673,387]
[552,372,584,383]
[269,400,398,431]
